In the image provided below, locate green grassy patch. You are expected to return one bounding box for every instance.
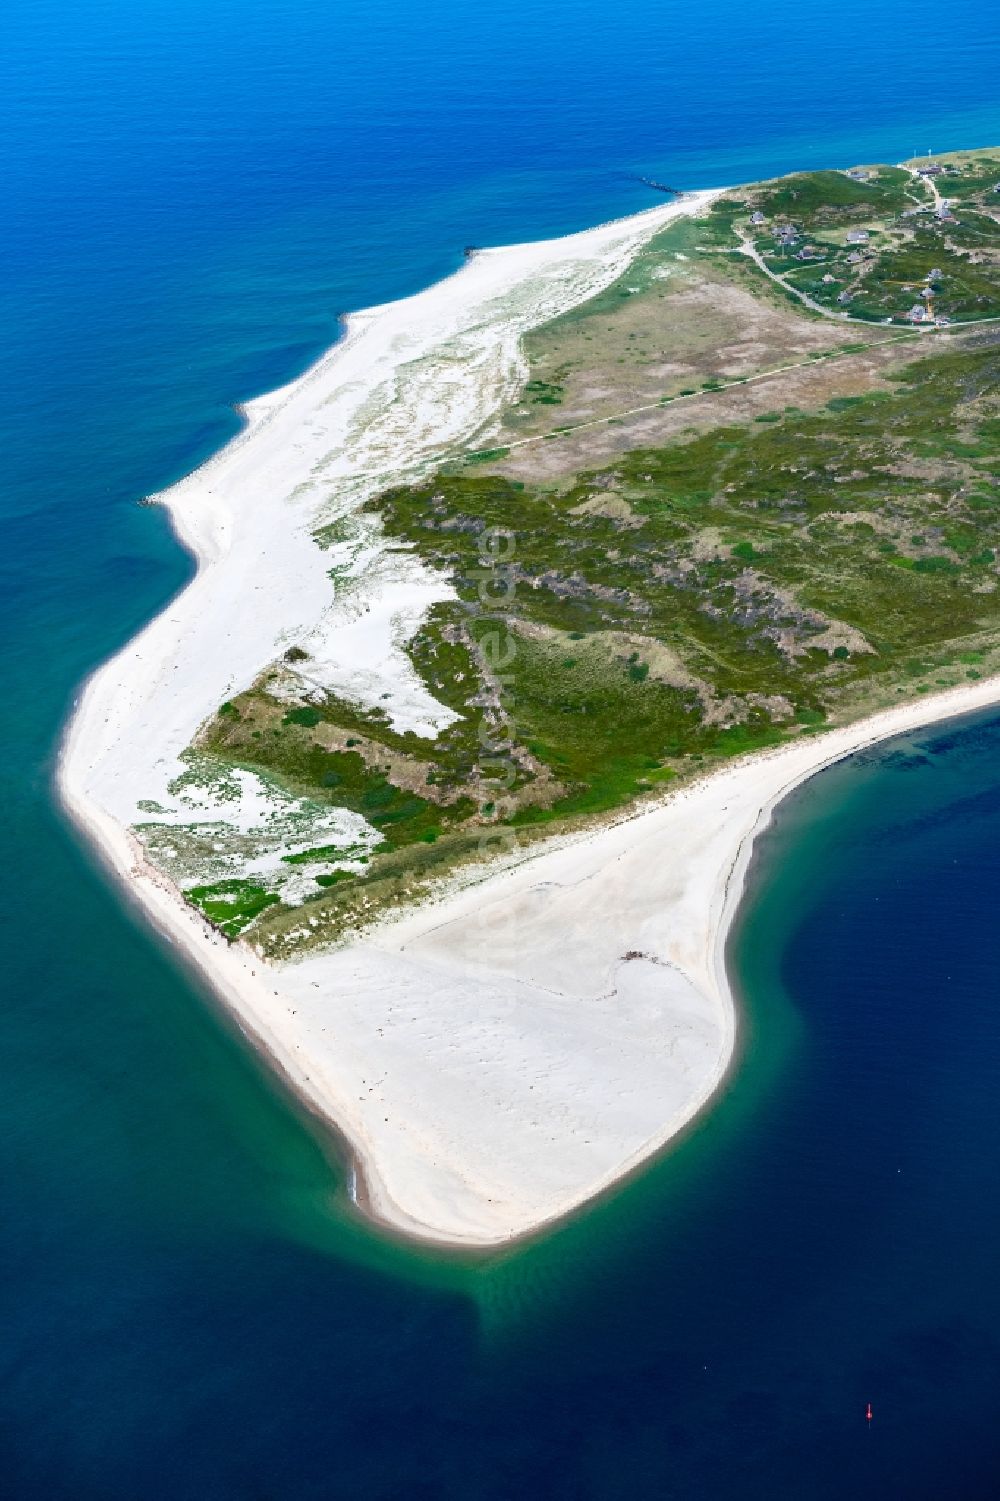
[186,880,281,939]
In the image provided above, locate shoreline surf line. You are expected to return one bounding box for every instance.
[57,182,1000,1250]
[58,658,1000,1250]
[316,672,1000,1248]
[56,192,720,1246]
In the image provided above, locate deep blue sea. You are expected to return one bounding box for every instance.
[4,1,1000,1495]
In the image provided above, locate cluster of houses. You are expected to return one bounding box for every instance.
[917,159,1000,199]
[906,268,948,324]
[913,163,960,220]
[748,204,955,325]
[741,163,1000,333]
[753,215,875,253]
[901,202,957,224]
[918,160,1000,195]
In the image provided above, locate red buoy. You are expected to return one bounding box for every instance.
[866,1402,873,1423]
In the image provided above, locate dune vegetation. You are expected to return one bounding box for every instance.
[170,153,1000,950]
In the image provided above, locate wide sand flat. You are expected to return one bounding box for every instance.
[144,675,993,1246]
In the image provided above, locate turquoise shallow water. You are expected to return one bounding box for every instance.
[5,0,1000,1494]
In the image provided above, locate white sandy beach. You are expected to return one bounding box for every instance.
[58,190,1000,1247]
